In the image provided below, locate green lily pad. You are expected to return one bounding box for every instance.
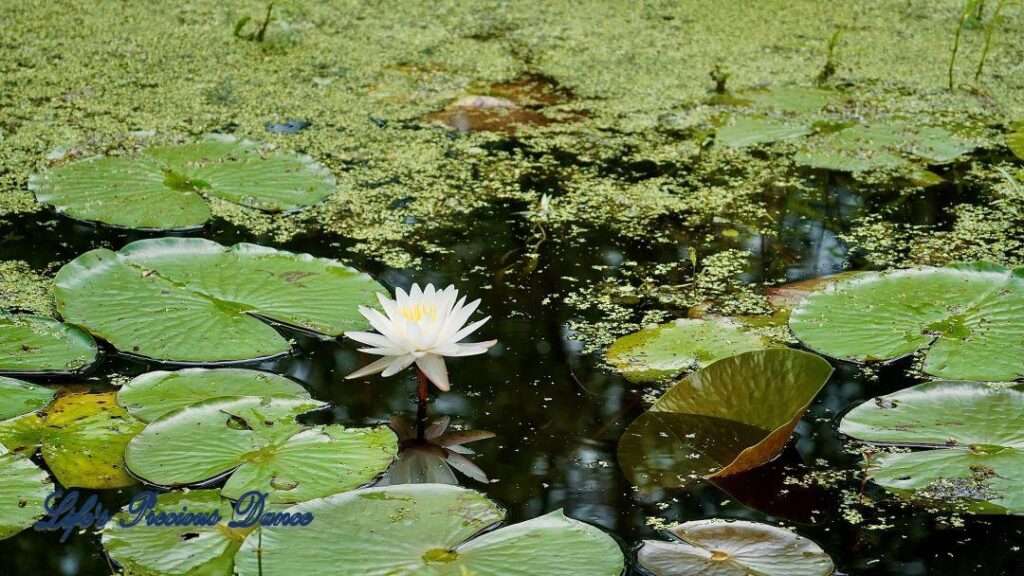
[0,412,46,453]
[840,380,1024,514]
[0,313,98,375]
[1007,119,1024,160]
[55,237,384,363]
[117,368,310,423]
[617,349,833,490]
[40,392,145,489]
[30,135,336,230]
[0,444,52,540]
[637,519,834,576]
[606,318,774,383]
[232,484,625,576]
[789,263,1024,381]
[795,123,975,172]
[125,396,398,504]
[741,86,836,114]
[0,375,55,420]
[715,116,812,148]
[102,490,251,576]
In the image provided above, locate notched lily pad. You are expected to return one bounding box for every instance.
[840,380,1024,514]
[637,519,834,576]
[789,263,1024,381]
[0,443,52,541]
[606,317,774,383]
[30,134,336,231]
[617,349,833,490]
[0,375,56,420]
[232,484,625,576]
[117,368,310,422]
[0,313,98,375]
[125,395,398,504]
[102,490,249,576]
[41,392,144,489]
[55,237,385,364]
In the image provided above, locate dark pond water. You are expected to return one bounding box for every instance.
[0,170,1022,575]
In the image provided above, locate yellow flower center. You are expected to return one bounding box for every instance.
[401,302,438,322]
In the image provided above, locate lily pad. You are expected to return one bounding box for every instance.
[741,86,836,114]
[617,349,833,490]
[606,317,773,383]
[125,396,398,504]
[55,237,385,363]
[1008,119,1024,160]
[637,519,834,576]
[40,392,144,489]
[117,368,310,422]
[232,484,625,576]
[0,444,52,540]
[715,116,812,148]
[30,135,336,230]
[0,313,99,375]
[0,376,55,420]
[840,380,1024,514]
[789,263,1024,381]
[795,123,975,172]
[102,490,250,576]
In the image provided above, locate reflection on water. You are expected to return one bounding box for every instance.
[0,176,1022,575]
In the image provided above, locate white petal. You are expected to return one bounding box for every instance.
[450,315,490,343]
[345,356,395,379]
[395,286,410,308]
[344,331,397,348]
[449,340,497,356]
[381,354,416,377]
[362,307,402,343]
[438,297,477,341]
[358,346,406,356]
[409,283,423,300]
[416,354,450,391]
[377,292,401,322]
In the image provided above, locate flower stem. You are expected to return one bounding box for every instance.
[415,366,429,440]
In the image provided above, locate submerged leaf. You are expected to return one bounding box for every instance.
[30,134,336,230]
[617,349,832,490]
[125,396,397,504]
[606,317,774,383]
[0,313,98,375]
[789,263,1024,381]
[55,237,385,363]
[637,519,833,576]
[840,380,1024,514]
[232,484,624,576]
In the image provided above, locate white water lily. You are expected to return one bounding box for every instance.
[344,283,497,391]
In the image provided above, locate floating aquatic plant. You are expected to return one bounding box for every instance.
[30,134,335,231]
[637,519,834,576]
[345,283,497,398]
[232,484,625,576]
[0,443,51,541]
[125,396,397,504]
[0,376,55,421]
[0,313,98,375]
[840,380,1024,514]
[617,349,833,490]
[605,317,774,383]
[789,262,1024,381]
[55,237,384,364]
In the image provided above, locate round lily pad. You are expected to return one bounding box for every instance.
[232,484,625,576]
[55,237,385,364]
[606,317,774,383]
[102,490,250,576]
[715,116,812,148]
[117,368,310,422]
[40,392,145,489]
[617,349,833,490]
[789,263,1024,381]
[0,376,55,420]
[637,519,834,576]
[0,313,99,375]
[30,134,336,230]
[794,123,975,172]
[0,444,52,541]
[125,396,398,504]
[840,380,1024,514]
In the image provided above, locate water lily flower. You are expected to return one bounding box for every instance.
[344,283,497,392]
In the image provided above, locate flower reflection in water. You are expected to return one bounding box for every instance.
[382,414,495,485]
